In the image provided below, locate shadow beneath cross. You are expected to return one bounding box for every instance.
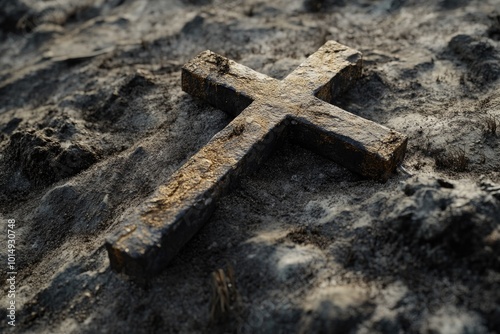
[155,141,389,333]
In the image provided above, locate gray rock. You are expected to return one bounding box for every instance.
[448,34,500,85]
[387,176,500,269]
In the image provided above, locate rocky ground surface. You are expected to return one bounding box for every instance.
[0,0,500,333]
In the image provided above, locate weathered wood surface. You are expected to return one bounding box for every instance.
[106,41,408,278]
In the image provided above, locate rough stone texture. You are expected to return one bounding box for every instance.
[0,0,500,333]
[386,176,500,271]
[106,41,407,278]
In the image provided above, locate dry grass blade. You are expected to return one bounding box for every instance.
[209,264,241,325]
[482,114,498,136]
[435,147,469,172]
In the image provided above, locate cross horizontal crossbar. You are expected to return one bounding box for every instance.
[106,41,407,279]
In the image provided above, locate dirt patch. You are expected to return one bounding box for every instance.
[1,0,500,333]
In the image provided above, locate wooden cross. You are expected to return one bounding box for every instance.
[106,41,407,278]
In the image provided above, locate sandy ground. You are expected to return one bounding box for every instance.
[1,0,500,333]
